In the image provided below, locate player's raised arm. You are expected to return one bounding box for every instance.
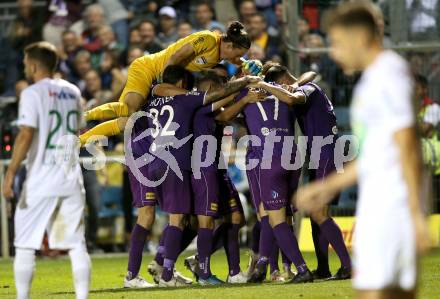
[295,160,358,213]
[203,75,260,104]
[249,81,306,106]
[215,90,266,123]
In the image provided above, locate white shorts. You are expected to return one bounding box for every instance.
[353,210,417,291]
[14,192,86,250]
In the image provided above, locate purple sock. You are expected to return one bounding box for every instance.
[211,223,229,253]
[225,223,241,276]
[251,221,261,254]
[127,224,149,278]
[197,228,214,279]
[154,225,168,265]
[269,243,280,274]
[311,219,330,272]
[259,216,275,259]
[320,218,351,269]
[179,226,198,254]
[281,225,293,269]
[273,222,308,274]
[161,225,183,281]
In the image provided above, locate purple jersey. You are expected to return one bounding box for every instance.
[146,87,208,170]
[192,106,224,171]
[293,83,338,150]
[236,86,295,158]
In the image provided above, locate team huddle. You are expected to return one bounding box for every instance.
[2,2,430,299]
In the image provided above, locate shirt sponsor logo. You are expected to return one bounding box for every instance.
[195,56,208,65]
[261,127,270,136]
[193,36,205,46]
[145,192,155,200]
[49,90,76,100]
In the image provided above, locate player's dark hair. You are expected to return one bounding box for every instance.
[249,12,266,22]
[223,21,251,49]
[263,62,290,83]
[162,65,194,90]
[196,70,225,90]
[24,41,59,73]
[323,2,380,38]
[415,74,428,89]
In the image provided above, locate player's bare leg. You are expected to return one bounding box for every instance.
[309,206,351,280]
[124,206,156,288]
[357,289,415,299]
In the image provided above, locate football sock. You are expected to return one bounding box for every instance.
[154,227,167,266]
[162,226,183,281]
[211,222,229,253]
[281,225,294,269]
[320,218,351,269]
[225,223,241,276]
[251,221,261,254]
[85,102,129,120]
[311,219,330,273]
[273,222,308,274]
[259,216,275,259]
[180,225,198,254]
[14,248,35,299]
[197,228,214,279]
[269,243,280,274]
[127,224,149,278]
[69,245,91,299]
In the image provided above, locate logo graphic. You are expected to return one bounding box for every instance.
[271,190,279,199]
[261,127,270,136]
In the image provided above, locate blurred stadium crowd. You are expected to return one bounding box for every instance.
[1,0,440,253]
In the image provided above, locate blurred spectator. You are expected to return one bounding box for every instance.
[129,27,142,45]
[246,12,280,61]
[254,0,277,28]
[59,30,82,81]
[99,50,126,96]
[122,46,144,76]
[8,0,44,52]
[98,25,125,56]
[407,0,440,41]
[158,6,179,47]
[177,21,194,39]
[83,69,104,101]
[127,0,159,26]
[195,1,226,32]
[98,0,130,48]
[298,16,311,44]
[247,44,265,62]
[43,0,83,47]
[416,74,440,138]
[238,0,257,24]
[71,4,106,55]
[73,50,93,92]
[138,20,164,54]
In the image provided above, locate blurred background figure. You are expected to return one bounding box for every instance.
[195,1,226,32]
[137,19,163,54]
[158,6,179,47]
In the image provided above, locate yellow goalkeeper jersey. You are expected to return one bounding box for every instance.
[119,30,222,101]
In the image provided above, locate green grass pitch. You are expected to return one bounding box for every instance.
[1,249,439,299]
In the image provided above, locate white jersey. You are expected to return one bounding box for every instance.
[17,78,83,197]
[351,50,415,220]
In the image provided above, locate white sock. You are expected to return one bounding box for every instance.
[69,246,91,299]
[14,248,36,299]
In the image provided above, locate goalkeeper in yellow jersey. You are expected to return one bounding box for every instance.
[80,21,261,144]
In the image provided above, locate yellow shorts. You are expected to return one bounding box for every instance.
[119,56,159,102]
